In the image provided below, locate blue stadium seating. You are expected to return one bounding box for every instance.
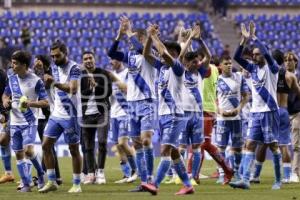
[0,11,222,67]
[230,0,300,5]
[235,14,300,59]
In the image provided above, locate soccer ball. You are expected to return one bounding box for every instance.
[19,96,28,113]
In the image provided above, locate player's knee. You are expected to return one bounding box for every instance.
[42,142,52,152]
[69,145,80,157]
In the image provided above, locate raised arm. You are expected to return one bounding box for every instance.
[234,23,254,72]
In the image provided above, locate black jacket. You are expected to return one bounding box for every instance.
[81,68,112,116]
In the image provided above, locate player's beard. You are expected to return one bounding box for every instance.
[55,57,67,67]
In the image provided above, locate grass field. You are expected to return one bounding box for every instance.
[0,157,300,200]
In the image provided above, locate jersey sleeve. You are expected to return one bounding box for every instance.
[35,79,48,100]
[172,59,184,76]
[241,76,250,93]
[70,65,81,80]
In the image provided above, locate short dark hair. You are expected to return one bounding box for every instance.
[220,54,232,63]
[35,54,51,69]
[11,50,32,68]
[272,49,284,66]
[184,51,198,62]
[163,41,181,56]
[50,40,68,55]
[134,28,147,38]
[210,55,220,66]
[82,51,95,57]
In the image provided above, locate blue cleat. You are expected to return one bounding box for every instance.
[271,182,281,190]
[229,180,250,189]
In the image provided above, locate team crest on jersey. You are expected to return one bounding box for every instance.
[129,56,136,67]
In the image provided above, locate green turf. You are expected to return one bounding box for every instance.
[0,157,300,200]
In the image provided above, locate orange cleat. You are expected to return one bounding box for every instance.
[141,183,158,195]
[175,186,194,195]
[0,174,14,184]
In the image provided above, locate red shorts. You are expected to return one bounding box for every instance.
[203,111,215,137]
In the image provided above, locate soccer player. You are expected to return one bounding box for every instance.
[80,51,112,184]
[230,22,282,190]
[286,51,300,182]
[109,59,137,183]
[141,24,194,195]
[216,55,249,182]
[108,16,156,191]
[38,40,82,193]
[33,54,62,185]
[250,50,300,184]
[0,68,14,184]
[178,24,211,185]
[2,50,48,192]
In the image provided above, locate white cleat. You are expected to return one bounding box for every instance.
[83,174,95,185]
[290,173,300,183]
[282,178,291,184]
[126,172,138,183]
[68,184,82,193]
[95,171,106,185]
[114,177,129,184]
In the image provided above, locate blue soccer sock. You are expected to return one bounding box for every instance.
[144,146,154,177]
[16,159,30,186]
[0,145,12,173]
[25,159,32,183]
[120,161,131,177]
[192,149,201,179]
[46,169,56,182]
[283,162,291,180]
[272,151,282,183]
[173,157,191,187]
[127,155,137,172]
[135,149,147,183]
[228,151,235,169]
[154,156,171,188]
[242,152,255,182]
[253,160,263,178]
[234,152,242,173]
[238,152,245,177]
[29,153,44,177]
[73,174,81,185]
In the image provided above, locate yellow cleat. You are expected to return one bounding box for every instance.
[68,184,82,193]
[175,176,182,185]
[190,178,199,186]
[0,174,14,184]
[165,176,177,184]
[38,181,58,193]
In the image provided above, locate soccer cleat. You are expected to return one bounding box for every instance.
[114,176,129,184]
[68,184,82,193]
[83,174,96,185]
[18,185,32,192]
[229,180,250,189]
[175,176,182,185]
[190,178,199,186]
[216,175,224,184]
[0,174,14,184]
[223,170,234,185]
[37,175,45,189]
[290,173,300,183]
[38,181,58,193]
[175,186,195,195]
[128,185,146,192]
[141,183,158,195]
[80,173,87,183]
[282,178,290,184]
[210,171,219,179]
[250,177,260,184]
[95,171,106,184]
[199,173,209,179]
[165,176,177,184]
[162,176,171,184]
[17,181,34,190]
[272,182,281,190]
[56,178,63,185]
[126,172,138,183]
